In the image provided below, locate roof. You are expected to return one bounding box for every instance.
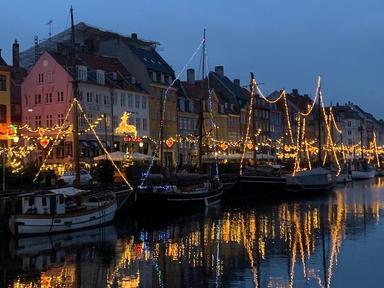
[0,55,7,67]
[20,22,158,69]
[48,51,146,93]
[130,46,174,75]
[209,72,249,104]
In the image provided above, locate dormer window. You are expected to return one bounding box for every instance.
[224,102,228,109]
[77,65,87,81]
[96,69,105,85]
[111,72,117,80]
[160,73,165,83]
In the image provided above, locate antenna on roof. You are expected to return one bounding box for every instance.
[46,20,53,41]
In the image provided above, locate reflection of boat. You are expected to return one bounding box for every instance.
[286,167,335,193]
[136,174,223,209]
[352,163,375,180]
[9,187,117,235]
[10,225,117,257]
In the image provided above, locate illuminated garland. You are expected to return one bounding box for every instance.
[77,100,133,190]
[140,37,205,186]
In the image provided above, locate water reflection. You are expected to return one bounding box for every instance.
[3,179,384,288]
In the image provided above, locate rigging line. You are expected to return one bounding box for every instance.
[205,45,220,178]
[255,84,285,104]
[300,77,321,117]
[140,37,205,186]
[77,100,133,190]
[240,75,256,176]
[33,100,75,182]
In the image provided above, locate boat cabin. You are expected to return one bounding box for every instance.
[19,187,88,215]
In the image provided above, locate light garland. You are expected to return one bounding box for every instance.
[77,100,133,190]
[240,76,256,175]
[141,37,205,186]
[33,100,75,182]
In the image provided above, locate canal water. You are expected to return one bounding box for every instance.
[2,179,384,287]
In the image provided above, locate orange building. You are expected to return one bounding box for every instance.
[0,50,11,146]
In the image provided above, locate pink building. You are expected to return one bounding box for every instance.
[21,51,74,171]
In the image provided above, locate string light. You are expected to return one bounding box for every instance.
[77,100,133,190]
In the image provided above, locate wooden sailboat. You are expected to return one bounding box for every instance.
[285,78,335,193]
[238,74,286,198]
[134,30,223,209]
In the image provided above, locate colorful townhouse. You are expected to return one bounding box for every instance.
[0,50,12,147]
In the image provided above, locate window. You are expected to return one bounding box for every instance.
[35,115,41,128]
[113,116,118,128]
[129,116,134,125]
[47,71,53,83]
[77,65,87,81]
[58,114,64,126]
[113,93,118,105]
[38,94,41,104]
[120,93,126,106]
[0,105,6,123]
[96,94,99,104]
[103,95,107,105]
[57,92,64,102]
[348,130,352,135]
[143,118,148,131]
[46,93,52,103]
[96,70,105,85]
[135,95,140,108]
[87,92,93,103]
[46,115,53,128]
[347,121,351,127]
[136,117,141,130]
[0,75,6,91]
[42,197,47,207]
[141,95,146,109]
[38,73,44,84]
[128,94,133,107]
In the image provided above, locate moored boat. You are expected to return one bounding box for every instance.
[351,163,375,180]
[285,167,335,193]
[135,174,223,209]
[9,187,117,235]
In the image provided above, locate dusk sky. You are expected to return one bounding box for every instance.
[2,0,383,118]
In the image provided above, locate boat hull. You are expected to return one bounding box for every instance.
[351,170,375,180]
[134,186,223,210]
[9,201,117,235]
[286,168,335,193]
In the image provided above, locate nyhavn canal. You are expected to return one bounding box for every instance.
[2,179,384,288]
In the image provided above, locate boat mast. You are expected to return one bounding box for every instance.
[70,6,80,186]
[250,73,256,164]
[198,29,206,173]
[317,81,322,166]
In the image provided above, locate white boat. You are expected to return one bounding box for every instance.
[9,187,117,235]
[286,167,335,193]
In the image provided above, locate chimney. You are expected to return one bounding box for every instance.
[233,79,240,86]
[0,48,2,58]
[131,33,138,40]
[292,89,298,96]
[214,66,224,77]
[12,40,19,67]
[187,68,195,84]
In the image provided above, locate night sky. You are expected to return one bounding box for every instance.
[1,0,383,118]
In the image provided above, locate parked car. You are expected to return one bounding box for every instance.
[58,169,93,185]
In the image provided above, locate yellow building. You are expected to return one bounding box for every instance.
[0,54,11,146]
